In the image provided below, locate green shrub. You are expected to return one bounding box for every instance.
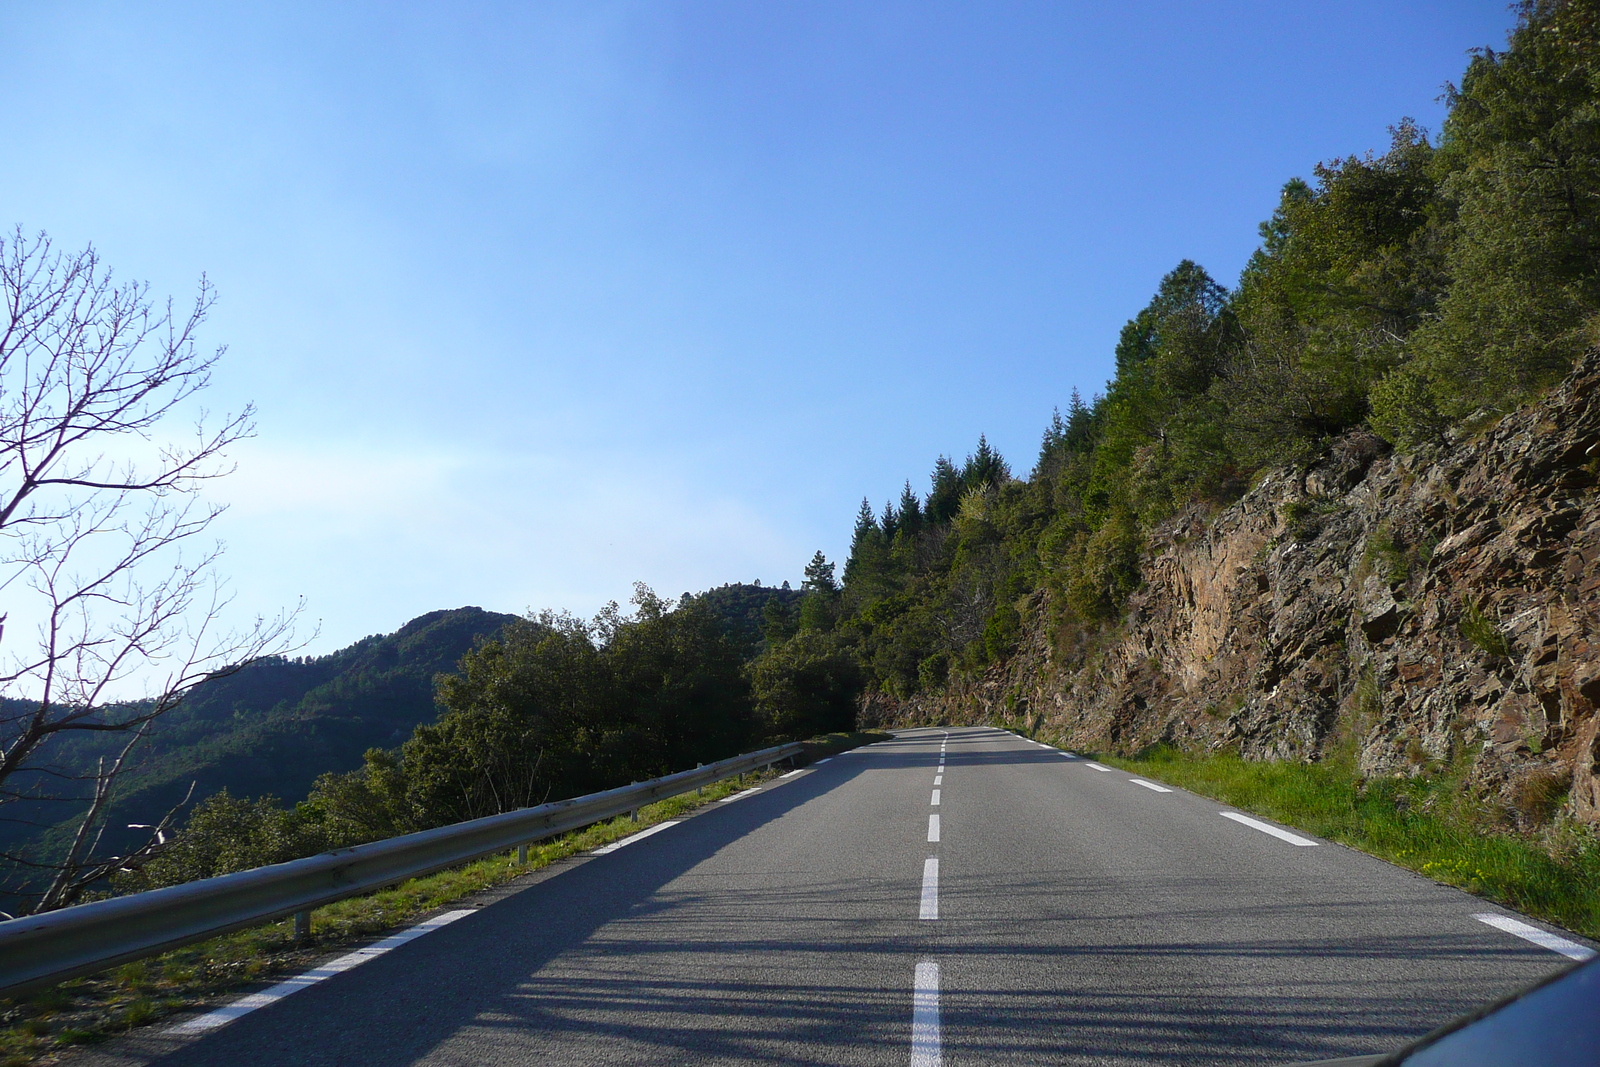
[1459,599,1513,658]
[1369,365,1448,449]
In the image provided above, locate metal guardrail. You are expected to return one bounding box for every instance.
[0,741,804,999]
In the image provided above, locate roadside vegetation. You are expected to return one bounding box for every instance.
[106,588,861,898]
[0,731,885,1066]
[748,0,1600,715]
[1094,745,1600,941]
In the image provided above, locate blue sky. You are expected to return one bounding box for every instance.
[0,1,1513,656]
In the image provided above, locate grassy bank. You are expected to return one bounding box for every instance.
[1094,746,1600,940]
[0,730,888,1066]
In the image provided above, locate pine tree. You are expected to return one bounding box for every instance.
[1114,259,1230,377]
[961,434,1011,490]
[799,551,840,632]
[926,456,963,523]
[896,480,924,539]
[1034,406,1069,480]
[1064,389,1100,452]
[802,551,838,594]
[880,499,899,542]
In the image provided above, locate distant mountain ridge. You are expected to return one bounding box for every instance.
[7,607,518,867]
[7,585,805,875]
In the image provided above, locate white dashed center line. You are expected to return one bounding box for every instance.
[920,858,939,919]
[911,960,942,1067]
[592,820,681,854]
[1128,778,1172,793]
[934,775,943,785]
[928,813,940,842]
[1474,913,1596,960]
[930,789,941,806]
[1219,811,1318,846]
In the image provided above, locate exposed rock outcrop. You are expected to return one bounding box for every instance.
[872,350,1600,827]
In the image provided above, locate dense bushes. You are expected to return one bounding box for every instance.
[128,587,765,888]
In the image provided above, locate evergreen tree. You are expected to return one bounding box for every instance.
[896,481,924,540]
[761,595,798,645]
[961,435,1011,490]
[1034,407,1069,480]
[1114,259,1230,377]
[926,456,964,523]
[847,499,878,562]
[880,499,900,542]
[1401,0,1600,422]
[1063,389,1100,452]
[802,551,838,594]
[799,552,842,631]
[843,499,895,602]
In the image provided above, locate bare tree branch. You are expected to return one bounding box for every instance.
[0,228,302,914]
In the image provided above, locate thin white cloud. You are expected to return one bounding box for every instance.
[205,439,806,657]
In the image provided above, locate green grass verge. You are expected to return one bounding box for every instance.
[1092,746,1600,940]
[0,730,890,1066]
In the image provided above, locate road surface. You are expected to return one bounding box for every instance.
[86,727,1591,1066]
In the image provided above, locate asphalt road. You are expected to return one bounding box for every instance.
[87,727,1593,1066]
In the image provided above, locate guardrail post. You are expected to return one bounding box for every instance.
[294,909,311,942]
[696,763,703,795]
[516,844,527,865]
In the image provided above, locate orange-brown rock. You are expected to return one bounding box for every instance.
[869,349,1600,826]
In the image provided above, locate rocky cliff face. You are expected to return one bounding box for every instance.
[874,350,1600,828]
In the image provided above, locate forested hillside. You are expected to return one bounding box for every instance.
[114,582,826,892]
[0,607,516,907]
[753,1,1600,737]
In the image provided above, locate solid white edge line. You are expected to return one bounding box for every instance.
[928,813,940,842]
[920,857,939,919]
[170,909,477,1033]
[1219,810,1318,846]
[1474,913,1597,960]
[930,789,941,806]
[719,787,762,803]
[1128,778,1173,793]
[592,819,682,854]
[778,768,803,778]
[1086,763,1114,773]
[911,960,942,1067]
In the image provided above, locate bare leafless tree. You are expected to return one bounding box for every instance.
[0,227,299,914]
